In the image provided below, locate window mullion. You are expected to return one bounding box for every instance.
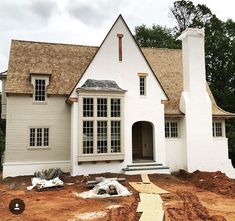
[107,98,111,153]
[94,98,97,154]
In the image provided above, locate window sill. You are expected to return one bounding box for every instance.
[78,153,124,162]
[32,101,48,105]
[27,147,51,151]
[213,137,227,140]
[165,138,181,140]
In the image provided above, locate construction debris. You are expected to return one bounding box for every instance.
[27,168,64,191]
[86,177,126,187]
[77,178,131,198]
[34,168,62,180]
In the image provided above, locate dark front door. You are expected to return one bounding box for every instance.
[132,122,143,159]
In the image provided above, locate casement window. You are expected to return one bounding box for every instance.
[139,77,146,95]
[165,121,179,138]
[35,79,46,101]
[30,127,49,147]
[30,74,50,103]
[138,73,148,96]
[212,121,223,137]
[81,96,122,156]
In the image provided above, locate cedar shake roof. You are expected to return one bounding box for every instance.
[5,39,233,116]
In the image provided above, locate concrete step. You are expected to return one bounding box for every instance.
[122,164,170,175]
[127,163,163,167]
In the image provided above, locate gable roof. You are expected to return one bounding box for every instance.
[5,39,233,116]
[69,15,169,100]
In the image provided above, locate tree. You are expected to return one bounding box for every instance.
[134,24,181,49]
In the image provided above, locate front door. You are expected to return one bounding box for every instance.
[132,121,154,161]
[132,122,142,159]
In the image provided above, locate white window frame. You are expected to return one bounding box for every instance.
[78,93,124,162]
[165,120,180,138]
[31,75,49,104]
[212,120,224,137]
[28,127,50,148]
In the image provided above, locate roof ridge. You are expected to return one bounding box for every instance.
[11,39,99,48]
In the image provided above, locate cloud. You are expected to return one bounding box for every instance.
[66,0,124,26]
[29,0,59,21]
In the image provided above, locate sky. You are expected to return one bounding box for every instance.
[0,0,235,72]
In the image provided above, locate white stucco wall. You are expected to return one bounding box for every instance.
[178,29,235,178]
[70,16,167,175]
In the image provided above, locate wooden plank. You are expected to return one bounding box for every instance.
[137,193,164,221]
[129,182,168,194]
[141,174,150,183]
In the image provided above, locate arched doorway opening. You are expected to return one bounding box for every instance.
[132,121,154,162]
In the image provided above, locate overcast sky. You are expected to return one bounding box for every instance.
[0,0,235,72]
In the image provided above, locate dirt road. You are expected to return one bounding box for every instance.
[0,171,234,221]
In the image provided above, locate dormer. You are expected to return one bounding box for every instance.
[30,72,51,103]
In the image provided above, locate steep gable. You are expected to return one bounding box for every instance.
[70,15,168,100]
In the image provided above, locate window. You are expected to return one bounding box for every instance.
[81,97,122,156]
[83,98,93,117]
[97,98,107,117]
[139,77,146,95]
[83,121,93,153]
[35,79,46,101]
[165,121,179,138]
[111,121,121,153]
[97,121,107,153]
[213,121,223,137]
[30,127,49,147]
[111,98,120,117]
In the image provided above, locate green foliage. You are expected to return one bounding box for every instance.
[134,24,181,49]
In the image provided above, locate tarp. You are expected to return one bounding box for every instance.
[77,179,131,198]
[27,177,64,190]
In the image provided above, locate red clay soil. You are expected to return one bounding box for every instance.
[176,170,235,198]
[0,171,234,221]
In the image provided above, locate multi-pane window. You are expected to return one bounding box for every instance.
[30,127,49,147]
[213,122,222,137]
[35,79,46,101]
[111,99,120,117]
[139,77,146,95]
[82,97,122,155]
[97,121,108,153]
[97,98,107,117]
[83,98,93,117]
[165,121,179,138]
[111,121,121,153]
[83,121,94,154]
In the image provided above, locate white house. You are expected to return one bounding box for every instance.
[1,15,234,178]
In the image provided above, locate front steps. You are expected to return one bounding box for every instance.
[122,162,170,175]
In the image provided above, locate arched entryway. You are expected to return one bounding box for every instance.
[132,121,154,162]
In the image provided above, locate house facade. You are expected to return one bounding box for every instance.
[1,15,234,178]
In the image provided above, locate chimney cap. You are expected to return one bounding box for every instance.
[177,28,204,41]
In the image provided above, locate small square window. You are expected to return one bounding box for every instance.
[165,121,179,138]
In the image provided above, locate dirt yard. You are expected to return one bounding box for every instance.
[0,170,235,221]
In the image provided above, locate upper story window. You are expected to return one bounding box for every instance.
[212,121,223,137]
[165,121,179,138]
[35,79,46,101]
[139,77,146,95]
[138,73,148,96]
[30,74,50,103]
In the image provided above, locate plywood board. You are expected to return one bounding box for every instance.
[141,173,150,183]
[129,182,168,194]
